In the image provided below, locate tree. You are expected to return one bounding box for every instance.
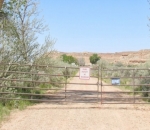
[0,0,4,10]
[0,0,54,64]
[0,0,6,25]
[0,0,54,96]
[61,54,77,64]
[90,54,100,64]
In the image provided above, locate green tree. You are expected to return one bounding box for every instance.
[0,0,54,64]
[90,54,100,64]
[61,54,77,64]
[0,0,54,102]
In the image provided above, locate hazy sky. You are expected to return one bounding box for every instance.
[38,0,150,53]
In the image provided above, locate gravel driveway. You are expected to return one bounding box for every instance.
[1,74,150,130]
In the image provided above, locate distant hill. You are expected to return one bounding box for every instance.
[49,49,150,65]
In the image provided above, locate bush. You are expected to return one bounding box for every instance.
[90,54,100,64]
[77,58,85,66]
[61,54,77,64]
[114,62,124,67]
[0,100,32,122]
[0,55,79,122]
[0,103,10,121]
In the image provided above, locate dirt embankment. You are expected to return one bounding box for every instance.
[51,49,150,65]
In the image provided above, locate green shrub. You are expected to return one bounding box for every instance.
[0,100,32,123]
[90,54,100,64]
[0,103,10,121]
[61,54,77,64]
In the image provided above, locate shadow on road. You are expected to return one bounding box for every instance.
[41,89,141,105]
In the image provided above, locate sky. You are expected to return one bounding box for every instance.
[38,0,150,53]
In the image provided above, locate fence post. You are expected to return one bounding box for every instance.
[97,66,100,103]
[65,67,67,102]
[101,64,103,104]
[133,69,135,103]
[18,63,22,95]
[31,64,33,100]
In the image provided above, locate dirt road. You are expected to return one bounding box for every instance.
[1,74,150,130]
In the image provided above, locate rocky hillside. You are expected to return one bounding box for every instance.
[49,49,150,65]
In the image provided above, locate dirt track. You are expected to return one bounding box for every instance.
[1,73,150,130]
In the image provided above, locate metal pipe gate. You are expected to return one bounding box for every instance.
[0,63,150,104]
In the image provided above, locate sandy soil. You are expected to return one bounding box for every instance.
[0,73,150,130]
